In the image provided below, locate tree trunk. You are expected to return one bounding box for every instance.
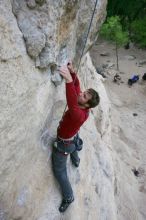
[116,42,119,70]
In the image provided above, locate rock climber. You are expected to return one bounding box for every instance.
[52,61,100,212]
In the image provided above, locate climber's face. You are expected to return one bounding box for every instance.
[78,90,92,108]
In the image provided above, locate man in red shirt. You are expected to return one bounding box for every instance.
[52,62,100,212]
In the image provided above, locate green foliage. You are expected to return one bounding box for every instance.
[131,17,146,47]
[106,0,146,47]
[100,16,129,47]
[107,0,146,21]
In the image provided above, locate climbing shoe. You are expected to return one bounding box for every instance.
[71,157,80,167]
[70,152,80,167]
[59,197,74,212]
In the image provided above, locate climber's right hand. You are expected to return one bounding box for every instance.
[59,65,73,83]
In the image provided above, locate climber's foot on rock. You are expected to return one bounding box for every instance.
[59,196,74,212]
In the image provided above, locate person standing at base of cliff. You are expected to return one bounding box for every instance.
[52,62,100,212]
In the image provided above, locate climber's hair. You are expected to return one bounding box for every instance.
[87,88,100,108]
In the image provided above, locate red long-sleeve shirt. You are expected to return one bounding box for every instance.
[57,72,89,139]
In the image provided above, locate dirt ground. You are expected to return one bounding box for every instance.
[90,40,146,220]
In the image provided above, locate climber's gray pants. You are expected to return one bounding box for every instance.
[52,148,73,200]
[52,135,83,200]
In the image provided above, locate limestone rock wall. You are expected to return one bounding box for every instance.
[12,0,107,68]
[0,1,118,220]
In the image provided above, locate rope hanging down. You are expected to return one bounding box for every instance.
[61,0,98,118]
[76,0,98,73]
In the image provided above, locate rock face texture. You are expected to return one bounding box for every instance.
[0,1,123,220]
[90,40,146,220]
[12,0,106,69]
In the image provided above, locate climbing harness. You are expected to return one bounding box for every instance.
[53,133,83,155]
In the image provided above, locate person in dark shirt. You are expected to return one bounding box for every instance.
[52,62,100,212]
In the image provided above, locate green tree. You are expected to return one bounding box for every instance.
[107,0,146,23]
[100,16,129,70]
[131,17,146,48]
[106,0,146,46]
